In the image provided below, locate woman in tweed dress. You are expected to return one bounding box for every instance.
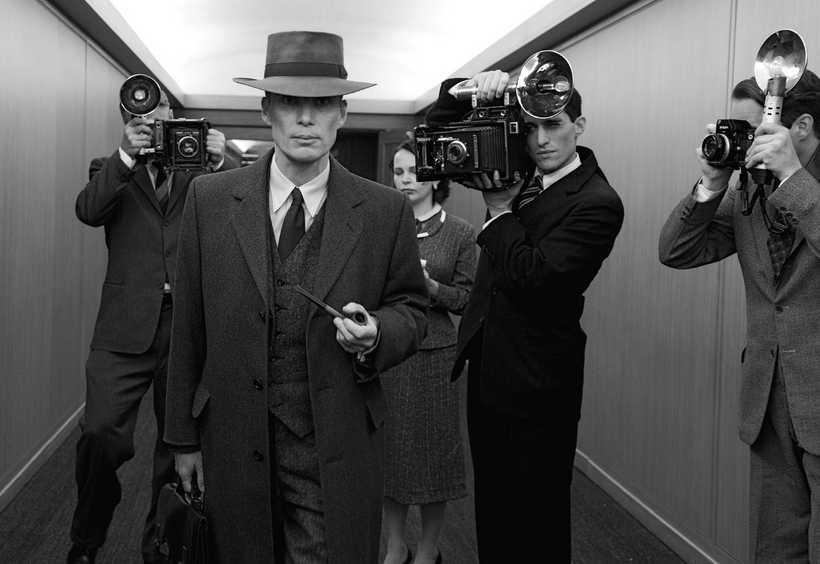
[382,140,476,564]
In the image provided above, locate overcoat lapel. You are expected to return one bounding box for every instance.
[311,158,364,302]
[230,154,273,307]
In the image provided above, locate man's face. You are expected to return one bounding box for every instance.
[730,97,763,128]
[262,94,347,166]
[523,111,585,175]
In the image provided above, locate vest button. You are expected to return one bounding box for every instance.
[276,279,286,287]
[491,287,498,295]
[253,379,263,390]
[775,306,783,313]
[478,316,485,323]
[253,450,264,461]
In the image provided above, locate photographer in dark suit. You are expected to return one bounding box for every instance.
[428,70,623,562]
[68,89,235,564]
[660,71,820,562]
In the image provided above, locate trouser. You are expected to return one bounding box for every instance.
[466,355,578,564]
[71,294,176,562]
[268,411,327,564]
[750,363,820,563]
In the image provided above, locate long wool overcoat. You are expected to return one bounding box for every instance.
[164,151,428,563]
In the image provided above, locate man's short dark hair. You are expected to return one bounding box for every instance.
[781,69,820,138]
[390,139,450,204]
[563,88,582,122]
[732,77,766,106]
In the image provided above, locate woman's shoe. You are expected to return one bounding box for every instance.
[402,546,413,564]
[433,551,442,564]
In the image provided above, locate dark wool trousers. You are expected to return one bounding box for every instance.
[467,353,578,564]
[71,294,176,562]
[750,363,820,563]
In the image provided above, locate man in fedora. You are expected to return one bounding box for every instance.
[164,31,428,563]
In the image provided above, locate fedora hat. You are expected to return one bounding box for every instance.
[233,31,375,97]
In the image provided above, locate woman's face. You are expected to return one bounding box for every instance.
[393,148,434,208]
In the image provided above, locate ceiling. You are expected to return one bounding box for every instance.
[86,0,560,114]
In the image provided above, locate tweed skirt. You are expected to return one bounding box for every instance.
[382,345,467,505]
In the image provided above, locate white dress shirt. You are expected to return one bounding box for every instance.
[268,157,330,242]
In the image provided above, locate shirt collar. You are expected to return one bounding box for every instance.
[535,152,581,190]
[269,156,330,216]
[416,203,442,223]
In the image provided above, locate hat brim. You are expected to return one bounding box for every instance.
[233,76,375,97]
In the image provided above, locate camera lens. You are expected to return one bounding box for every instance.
[446,140,469,165]
[177,135,200,158]
[702,134,729,162]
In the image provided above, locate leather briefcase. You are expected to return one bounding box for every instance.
[154,481,210,564]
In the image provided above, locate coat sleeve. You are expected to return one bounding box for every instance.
[75,152,136,226]
[433,220,476,315]
[767,167,820,261]
[478,188,624,292]
[164,181,207,451]
[355,197,428,380]
[658,180,737,269]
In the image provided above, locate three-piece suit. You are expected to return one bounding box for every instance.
[163,151,428,563]
[74,151,234,560]
[659,146,820,561]
[428,79,625,562]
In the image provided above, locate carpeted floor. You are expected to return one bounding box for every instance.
[0,379,684,563]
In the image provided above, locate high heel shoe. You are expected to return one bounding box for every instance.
[402,546,413,564]
[433,551,442,564]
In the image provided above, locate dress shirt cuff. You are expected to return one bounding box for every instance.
[118,147,136,169]
[482,210,512,231]
[356,315,381,363]
[694,178,727,203]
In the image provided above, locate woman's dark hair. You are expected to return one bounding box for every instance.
[389,139,450,204]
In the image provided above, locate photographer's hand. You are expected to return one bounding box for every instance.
[120,117,154,160]
[461,71,511,104]
[205,128,227,167]
[746,122,802,181]
[472,171,525,217]
[695,123,733,192]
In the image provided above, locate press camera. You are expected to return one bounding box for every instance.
[701,119,755,169]
[120,74,212,171]
[414,51,574,189]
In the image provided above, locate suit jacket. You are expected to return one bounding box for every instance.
[164,151,428,564]
[428,80,624,423]
[453,148,624,423]
[76,151,236,354]
[659,147,820,454]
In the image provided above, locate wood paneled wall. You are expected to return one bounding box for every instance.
[0,0,123,511]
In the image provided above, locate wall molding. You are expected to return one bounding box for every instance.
[0,405,83,514]
[575,450,740,564]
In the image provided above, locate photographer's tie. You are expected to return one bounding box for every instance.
[767,215,795,279]
[517,175,544,209]
[152,162,169,213]
[278,188,305,261]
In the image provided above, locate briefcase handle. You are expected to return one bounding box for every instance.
[175,472,204,512]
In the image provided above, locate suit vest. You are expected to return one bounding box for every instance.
[267,204,326,438]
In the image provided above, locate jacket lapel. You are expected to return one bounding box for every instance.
[134,165,162,214]
[230,152,273,306]
[311,158,364,302]
[167,170,192,213]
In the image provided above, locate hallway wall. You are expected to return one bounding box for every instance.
[564,1,820,562]
[0,0,124,511]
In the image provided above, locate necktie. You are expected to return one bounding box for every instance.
[278,187,305,261]
[152,162,169,213]
[517,175,543,209]
[767,214,795,279]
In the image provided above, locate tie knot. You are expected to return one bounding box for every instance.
[291,187,304,206]
[530,175,543,189]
